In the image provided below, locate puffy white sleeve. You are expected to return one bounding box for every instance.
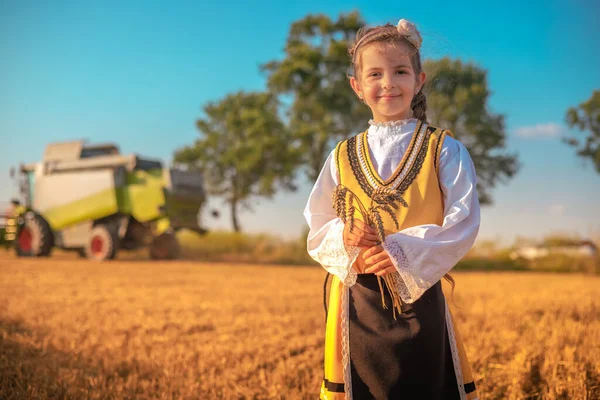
[382,136,480,303]
[303,149,361,286]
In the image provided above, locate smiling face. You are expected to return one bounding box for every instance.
[350,42,426,123]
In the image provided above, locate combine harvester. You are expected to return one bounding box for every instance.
[2,140,207,261]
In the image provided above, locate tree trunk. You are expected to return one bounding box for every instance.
[231,199,240,233]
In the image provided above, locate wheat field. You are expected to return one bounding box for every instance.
[0,251,599,399]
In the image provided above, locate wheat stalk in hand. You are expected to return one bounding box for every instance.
[332,184,409,318]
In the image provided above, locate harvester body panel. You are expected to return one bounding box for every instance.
[33,168,119,231]
[117,168,166,223]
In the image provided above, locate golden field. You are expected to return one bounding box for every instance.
[0,251,599,399]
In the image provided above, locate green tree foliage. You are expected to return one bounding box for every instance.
[424,58,520,205]
[564,89,600,173]
[173,92,298,232]
[262,11,372,182]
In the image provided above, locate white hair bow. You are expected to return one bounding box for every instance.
[397,19,422,50]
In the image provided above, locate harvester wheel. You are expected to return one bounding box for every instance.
[86,224,119,261]
[149,231,180,260]
[15,213,53,257]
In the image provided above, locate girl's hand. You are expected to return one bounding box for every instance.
[362,245,396,276]
[343,219,379,249]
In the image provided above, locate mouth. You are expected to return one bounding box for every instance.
[378,94,400,100]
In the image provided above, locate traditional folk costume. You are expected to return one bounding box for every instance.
[304,118,480,400]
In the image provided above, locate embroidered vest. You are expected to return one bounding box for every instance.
[334,121,451,272]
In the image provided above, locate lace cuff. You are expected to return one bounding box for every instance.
[311,220,360,286]
[382,239,426,303]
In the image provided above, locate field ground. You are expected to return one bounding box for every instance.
[1,250,599,399]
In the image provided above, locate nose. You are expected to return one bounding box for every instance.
[382,77,396,90]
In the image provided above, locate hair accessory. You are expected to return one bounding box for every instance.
[396,19,422,50]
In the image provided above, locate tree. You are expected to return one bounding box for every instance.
[262,11,372,182]
[173,91,298,232]
[564,90,600,173]
[424,58,520,205]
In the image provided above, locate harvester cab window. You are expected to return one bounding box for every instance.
[135,158,163,171]
[81,146,119,158]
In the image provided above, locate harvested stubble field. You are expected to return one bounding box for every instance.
[0,251,599,400]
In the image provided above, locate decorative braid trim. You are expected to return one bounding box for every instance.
[345,122,432,200]
[356,121,423,190]
[395,125,432,193]
[387,122,420,184]
[341,285,353,400]
[359,131,384,186]
[434,130,448,193]
[433,130,444,173]
[347,136,374,197]
[445,299,467,400]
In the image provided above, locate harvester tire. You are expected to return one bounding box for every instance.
[149,231,180,260]
[15,213,53,257]
[86,224,119,261]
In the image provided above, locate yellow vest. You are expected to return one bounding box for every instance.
[334,120,451,272]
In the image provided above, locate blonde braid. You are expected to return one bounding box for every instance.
[411,90,427,123]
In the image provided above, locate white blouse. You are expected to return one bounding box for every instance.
[303,119,480,303]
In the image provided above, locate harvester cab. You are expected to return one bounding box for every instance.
[4,140,207,261]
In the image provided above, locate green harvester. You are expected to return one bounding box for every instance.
[1,140,207,261]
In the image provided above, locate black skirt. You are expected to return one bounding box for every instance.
[348,274,460,400]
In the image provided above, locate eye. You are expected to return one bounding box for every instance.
[396,70,408,75]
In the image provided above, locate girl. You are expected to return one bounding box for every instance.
[304,19,480,400]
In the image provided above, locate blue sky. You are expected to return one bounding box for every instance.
[2,0,599,245]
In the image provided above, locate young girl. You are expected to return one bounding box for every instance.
[304,19,480,400]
